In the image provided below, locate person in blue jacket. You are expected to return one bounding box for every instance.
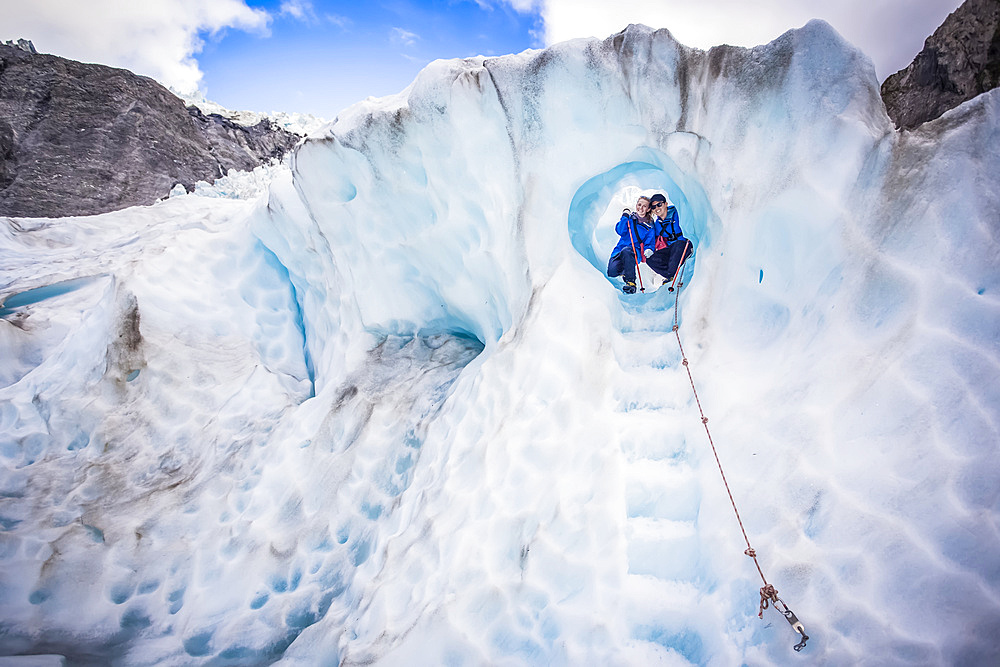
[646,193,691,285]
[608,195,655,293]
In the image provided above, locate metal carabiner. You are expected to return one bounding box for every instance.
[782,607,809,652]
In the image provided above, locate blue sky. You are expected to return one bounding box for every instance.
[4,0,964,120]
[197,1,543,116]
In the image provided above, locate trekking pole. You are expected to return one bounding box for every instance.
[667,240,691,292]
[624,211,645,292]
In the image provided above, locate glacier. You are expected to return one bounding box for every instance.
[1,20,999,666]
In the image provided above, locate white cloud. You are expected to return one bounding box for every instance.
[325,13,352,30]
[0,0,270,96]
[390,27,420,47]
[503,0,543,12]
[518,0,964,80]
[465,0,541,11]
[280,0,318,23]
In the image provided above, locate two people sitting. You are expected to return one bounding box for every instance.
[608,193,690,294]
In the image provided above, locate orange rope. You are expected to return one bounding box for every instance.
[668,271,811,650]
[670,260,776,617]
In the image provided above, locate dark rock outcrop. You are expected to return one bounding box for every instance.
[881,0,1000,130]
[0,42,301,218]
[2,39,36,54]
[188,106,300,169]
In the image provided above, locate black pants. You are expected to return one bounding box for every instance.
[646,239,690,281]
[607,248,638,283]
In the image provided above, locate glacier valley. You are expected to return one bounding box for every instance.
[1,21,999,666]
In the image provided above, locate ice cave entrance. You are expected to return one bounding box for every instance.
[568,147,713,297]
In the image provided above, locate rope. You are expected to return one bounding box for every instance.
[669,257,773,616]
[668,267,811,650]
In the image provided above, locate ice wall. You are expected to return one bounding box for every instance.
[264,20,1000,665]
[1,19,998,666]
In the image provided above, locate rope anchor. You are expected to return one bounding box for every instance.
[671,256,810,654]
[758,584,809,651]
[783,606,810,652]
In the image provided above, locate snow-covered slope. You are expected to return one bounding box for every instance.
[180,93,330,138]
[1,21,998,666]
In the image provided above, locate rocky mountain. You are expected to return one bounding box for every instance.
[0,41,301,218]
[881,0,1000,129]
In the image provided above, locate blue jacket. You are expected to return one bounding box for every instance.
[654,206,684,246]
[611,213,655,260]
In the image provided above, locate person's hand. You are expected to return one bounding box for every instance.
[643,248,653,259]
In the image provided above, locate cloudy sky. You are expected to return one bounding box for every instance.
[3,0,964,118]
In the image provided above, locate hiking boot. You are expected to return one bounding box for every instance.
[622,281,637,294]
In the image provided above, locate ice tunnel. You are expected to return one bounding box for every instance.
[568,147,715,297]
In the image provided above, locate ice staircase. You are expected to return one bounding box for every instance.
[611,290,718,664]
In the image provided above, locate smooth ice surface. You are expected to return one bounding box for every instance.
[2,21,1000,666]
